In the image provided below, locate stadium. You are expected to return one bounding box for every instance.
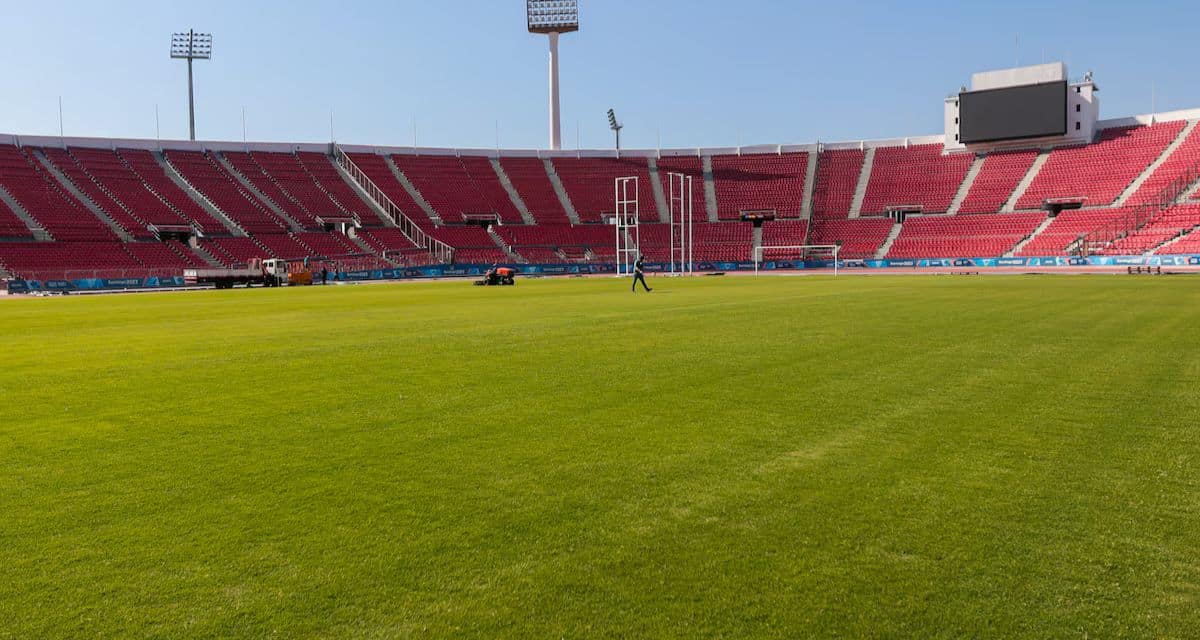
[3,1,1200,637]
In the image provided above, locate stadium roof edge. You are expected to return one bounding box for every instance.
[3,107,1197,157]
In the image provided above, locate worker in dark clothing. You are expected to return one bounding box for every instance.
[632,255,651,293]
[321,266,329,285]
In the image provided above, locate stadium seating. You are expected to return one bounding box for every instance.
[1013,208,1128,256]
[1105,204,1200,255]
[551,157,657,223]
[344,153,434,228]
[956,150,1038,214]
[116,149,228,232]
[1125,125,1200,206]
[760,219,810,247]
[499,157,570,224]
[295,152,375,221]
[222,152,323,227]
[0,241,143,278]
[808,218,894,259]
[811,149,864,220]
[886,213,1044,259]
[710,153,807,219]
[39,147,158,239]
[0,198,33,239]
[655,155,707,220]
[392,155,522,224]
[165,151,291,234]
[0,145,115,241]
[861,144,973,215]
[1016,122,1184,210]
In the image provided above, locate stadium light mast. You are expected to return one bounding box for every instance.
[527,0,578,150]
[607,108,623,154]
[170,30,213,141]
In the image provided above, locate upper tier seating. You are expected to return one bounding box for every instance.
[166,151,291,234]
[808,218,894,259]
[886,213,1045,259]
[499,157,569,224]
[1125,125,1200,206]
[861,144,972,215]
[656,156,707,221]
[392,155,522,224]
[344,153,434,228]
[115,149,227,232]
[1017,122,1185,210]
[0,198,33,238]
[0,145,115,241]
[956,150,1038,214]
[710,152,807,219]
[295,152,375,222]
[222,152,324,228]
[551,157,657,223]
[39,147,157,239]
[811,149,864,220]
[66,147,199,233]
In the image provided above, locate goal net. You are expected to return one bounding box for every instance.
[753,244,841,275]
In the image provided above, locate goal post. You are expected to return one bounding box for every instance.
[753,244,841,276]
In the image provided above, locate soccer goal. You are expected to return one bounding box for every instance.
[753,244,841,276]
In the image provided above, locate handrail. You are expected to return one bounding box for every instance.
[1081,160,1200,256]
[332,145,454,264]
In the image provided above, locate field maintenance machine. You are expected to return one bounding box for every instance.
[184,258,313,289]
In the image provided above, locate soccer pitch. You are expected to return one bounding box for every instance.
[3,275,1199,637]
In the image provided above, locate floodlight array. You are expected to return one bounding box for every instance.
[170,32,213,59]
[527,0,579,33]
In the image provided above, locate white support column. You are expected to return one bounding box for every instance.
[548,32,562,151]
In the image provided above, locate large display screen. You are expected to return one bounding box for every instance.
[959,81,1067,143]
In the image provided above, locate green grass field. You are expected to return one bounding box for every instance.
[3,275,1200,638]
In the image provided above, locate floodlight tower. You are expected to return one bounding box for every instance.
[607,108,623,153]
[170,30,213,141]
[527,0,578,150]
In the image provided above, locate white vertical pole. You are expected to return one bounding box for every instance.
[242,106,247,143]
[548,32,562,151]
[155,104,160,140]
[688,176,694,274]
[58,96,64,138]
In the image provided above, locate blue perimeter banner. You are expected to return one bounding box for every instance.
[8,255,1200,292]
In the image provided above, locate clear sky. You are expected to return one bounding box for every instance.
[2,0,1195,150]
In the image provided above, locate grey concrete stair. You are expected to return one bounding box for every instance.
[213,152,303,232]
[490,158,537,225]
[1005,215,1053,257]
[155,151,247,236]
[701,156,719,222]
[188,241,224,267]
[751,224,763,258]
[1115,120,1198,206]
[848,147,875,218]
[0,184,50,238]
[1002,150,1050,212]
[947,154,985,215]
[1145,224,1200,255]
[543,158,581,224]
[488,226,524,263]
[646,158,671,223]
[33,149,134,242]
[800,150,818,219]
[384,156,442,225]
[874,222,903,259]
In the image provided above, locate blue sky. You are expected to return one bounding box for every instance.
[2,0,1195,149]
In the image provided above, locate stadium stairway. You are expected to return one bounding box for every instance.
[946,155,985,215]
[800,149,818,219]
[489,158,537,225]
[751,225,763,258]
[1184,179,1200,202]
[383,156,442,225]
[0,184,47,238]
[188,241,224,267]
[32,149,134,242]
[1114,120,1199,207]
[330,152,398,227]
[1005,215,1054,257]
[487,226,524,263]
[874,221,903,259]
[848,147,875,218]
[700,156,719,222]
[1145,224,1200,255]
[154,151,247,236]
[214,153,304,232]
[646,158,672,223]
[1002,149,1050,212]
[543,158,581,224]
